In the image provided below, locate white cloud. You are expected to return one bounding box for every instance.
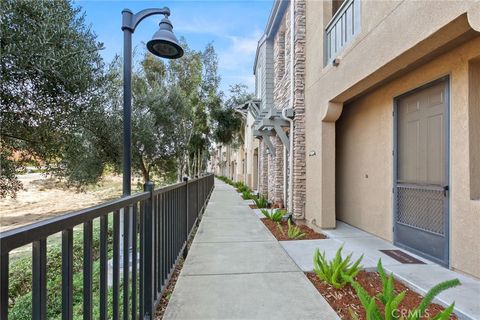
[218,30,261,71]
[227,34,259,55]
[216,30,261,95]
[148,6,263,96]
[171,17,227,37]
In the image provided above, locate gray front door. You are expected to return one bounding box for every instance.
[394,78,449,267]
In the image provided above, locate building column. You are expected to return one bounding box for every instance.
[305,102,343,228]
[259,140,269,197]
[273,135,284,207]
[292,0,307,219]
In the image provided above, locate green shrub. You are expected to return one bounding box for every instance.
[241,190,252,200]
[261,208,285,222]
[277,220,305,240]
[313,245,363,289]
[216,175,234,185]
[253,195,268,208]
[287,220,305,240]
[344,259,460,320]
[233,181,243,189]
[236,184,250,193]
[9,218,116,318]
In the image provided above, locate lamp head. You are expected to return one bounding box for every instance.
[147,16,183,59]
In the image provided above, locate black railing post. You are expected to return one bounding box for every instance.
[32,239,47,320]
[143,181,155,320]
[183,177,189,259]
[61,229,73,320]
[0,253,8,320]
[196,179,200,220]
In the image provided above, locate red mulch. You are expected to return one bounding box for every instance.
[261,218,327,241]
[249,204,272,209]
[155,259,183,319]
[306,271,457,320]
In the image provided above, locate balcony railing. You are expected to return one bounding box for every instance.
[0,174,214,320]
[325,0,361,65]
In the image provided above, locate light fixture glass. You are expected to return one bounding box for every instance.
[146,17,183,59]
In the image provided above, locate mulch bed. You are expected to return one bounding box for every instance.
[306,271,457,320]
[155,259,184,319]
[261,218,327,241]
[155,213,202,319]
[249,204,272,209]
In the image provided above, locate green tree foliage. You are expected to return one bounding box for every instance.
[0,0,111,194]
[78,41,223,186]
[210,83,253,145]
[0,0,237,197]
[127,41,221,182]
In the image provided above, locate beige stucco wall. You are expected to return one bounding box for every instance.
[232,145,245,183]
[336,89,393,241]
[305,0,479,230]
[335,37,480,277]
[244,112,260,189]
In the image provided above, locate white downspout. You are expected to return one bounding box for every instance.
[282,0,295,216]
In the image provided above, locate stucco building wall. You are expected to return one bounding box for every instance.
[305,0,480,277]
[305,0,480,229]
[244,112,259,190]
[336,37,480,277]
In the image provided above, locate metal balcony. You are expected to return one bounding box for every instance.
[325,0,361,65]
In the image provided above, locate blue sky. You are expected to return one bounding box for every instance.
[75,0,273,95]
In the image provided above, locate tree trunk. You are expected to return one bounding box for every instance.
[139,156,150,183]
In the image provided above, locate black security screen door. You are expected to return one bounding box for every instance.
[394,77,450,267]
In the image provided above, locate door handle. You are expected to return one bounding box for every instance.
[443,185,449,197]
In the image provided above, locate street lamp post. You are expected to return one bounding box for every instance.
[116,8,183,302]
[121,7,184,196]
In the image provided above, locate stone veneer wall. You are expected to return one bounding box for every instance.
[292,0,307,218]
[259,141,269,197]
[270,6,292,208]
[257,0,306,211]
[273,136,284,206]
[267,139,275,203]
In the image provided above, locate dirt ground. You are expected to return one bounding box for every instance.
[0,172,124,232]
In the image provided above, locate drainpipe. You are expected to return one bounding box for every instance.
[281,0,296,216]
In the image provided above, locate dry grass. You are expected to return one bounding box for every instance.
[0,172,123,232]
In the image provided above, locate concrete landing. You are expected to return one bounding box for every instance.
[163,180,339,320]
[281,221,480,320]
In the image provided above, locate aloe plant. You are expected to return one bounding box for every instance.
[217,175,234,185]
[287,220,305,239]
[313,245,363,289]
[344,259,461,320]
[242,190,252,200]
[236,184,250,193]
[261,208,284,222]
[233,181,243,188]
[253,195,268,208]
[406,278,459,320]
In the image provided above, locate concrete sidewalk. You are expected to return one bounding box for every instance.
[163,180,339,320]
[281,222,480,320]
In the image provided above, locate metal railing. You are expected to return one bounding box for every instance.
[325,0,361,65]
[0,174,214,320]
